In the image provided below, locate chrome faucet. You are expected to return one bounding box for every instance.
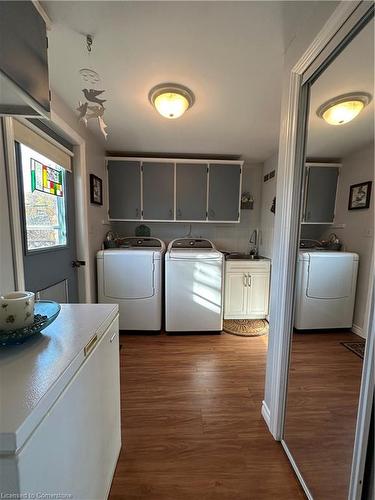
[249,229,258,256]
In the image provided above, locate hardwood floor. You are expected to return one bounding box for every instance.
[284,330,364,500]
[109,333,305,500]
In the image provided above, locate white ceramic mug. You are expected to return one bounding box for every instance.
[0,292,35,331]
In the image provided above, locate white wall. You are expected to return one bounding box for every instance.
[0,120,15,295]
[111,163,263,253]
[259,152,278,259]
[51,93,107,302]
[264,0,340,415]
[321,143,374,335]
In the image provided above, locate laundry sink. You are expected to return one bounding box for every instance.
[225,253,266,261]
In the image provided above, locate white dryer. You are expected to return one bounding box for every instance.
[97,237,165,331]
[294,251,359,330]
[165,239,224,332]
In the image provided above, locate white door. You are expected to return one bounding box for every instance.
[224,272,248,318]
[247,273,270,317]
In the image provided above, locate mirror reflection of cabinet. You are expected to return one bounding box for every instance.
[302,163,340,224]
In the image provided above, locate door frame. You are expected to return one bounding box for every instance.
[264,1,374,499]
[2,112,92,302]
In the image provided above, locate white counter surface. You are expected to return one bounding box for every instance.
[0,303,118,454]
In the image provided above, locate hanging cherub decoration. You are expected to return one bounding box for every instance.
[77,35,108,139]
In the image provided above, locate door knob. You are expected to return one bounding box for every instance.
[72,260,86,268]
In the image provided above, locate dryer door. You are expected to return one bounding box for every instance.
[103,251,154,299]
[306,253,354,299]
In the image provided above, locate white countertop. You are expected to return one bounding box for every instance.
[0,303,118,454]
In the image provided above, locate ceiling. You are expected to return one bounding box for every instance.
[307,18,374,159]
[43,1,336,163]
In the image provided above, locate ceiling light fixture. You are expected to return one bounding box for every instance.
[149,83,195,119]
[317,92,372,126]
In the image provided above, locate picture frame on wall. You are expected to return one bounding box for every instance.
[348,181,372,210]
[90,174,103,205]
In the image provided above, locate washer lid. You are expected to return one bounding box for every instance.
[103,250,155,299]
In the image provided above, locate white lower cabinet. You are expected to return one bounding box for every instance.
[224,260,270,319]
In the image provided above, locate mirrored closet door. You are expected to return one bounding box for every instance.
[283,13,374,500]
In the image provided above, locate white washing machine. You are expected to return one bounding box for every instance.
[165,238,224,332]
[294,251,359,330]
[97,237,165,330]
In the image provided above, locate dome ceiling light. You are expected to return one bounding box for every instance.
[317,92,372,126]
[149,83,195,119]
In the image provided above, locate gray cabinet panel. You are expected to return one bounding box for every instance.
[208,164,241,221]
[0,1,50,113]
[305,166,339,223]
[108,161,141,219]
[143,162,174,220]
[176,163,207,220]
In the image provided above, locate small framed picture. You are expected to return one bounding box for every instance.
[90,174,103,205]
[348,181,372,210]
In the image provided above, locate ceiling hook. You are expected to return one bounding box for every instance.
[86,34,93,53]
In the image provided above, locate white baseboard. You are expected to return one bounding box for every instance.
[261,400,271,430]
[352,324,365,339]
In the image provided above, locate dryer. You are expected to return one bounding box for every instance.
[165,239,224,332]
[97,237,165,330]
[294,251,359,330]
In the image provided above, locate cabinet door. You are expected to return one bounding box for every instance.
[224,272,248,318]
[304,166,339,223]
[143,162,174,220]
[176,163,207,220]
[247,273,269,317]
[108,160,141,219]
[208,164,241,221]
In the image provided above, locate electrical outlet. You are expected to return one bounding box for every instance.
[363,227,373,238]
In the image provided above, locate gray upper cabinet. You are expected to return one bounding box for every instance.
[108,160,141,220]
[176,163,207,220]
[0,2,50,117]
[208,164,241,221]
[143,162,174,220]
[106,158,243,222]
[304,165,339,223]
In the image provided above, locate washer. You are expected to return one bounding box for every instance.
[294,250,359,330]
[97,237,166,331]
[165,238,224,332]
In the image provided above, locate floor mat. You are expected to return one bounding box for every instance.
[341,341,365,359]
[223,319,268,337]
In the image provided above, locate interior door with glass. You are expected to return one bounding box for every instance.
[16,137,79,303]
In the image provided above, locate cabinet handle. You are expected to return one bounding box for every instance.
[210,209,216,217]
[247,274,252,287]
[177,209,182,217]
[135,208,139,217]
[243,274,247,287]
[169,209,173,217]
[110,330,118,343]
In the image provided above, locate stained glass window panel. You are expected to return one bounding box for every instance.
[19,144,67,251]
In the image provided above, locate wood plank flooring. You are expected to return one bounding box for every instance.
[284,330,364,500]
[109,333,305,500]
